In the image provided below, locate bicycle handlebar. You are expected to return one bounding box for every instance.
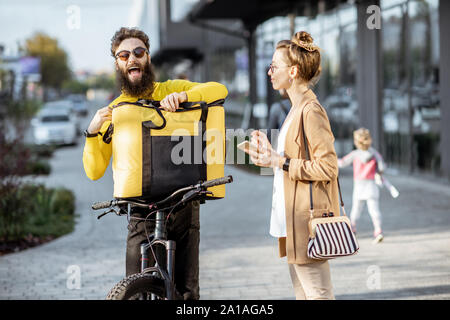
[92,200,114,210]
[92,175,233,212]
[201,175,233,188]
[91,199,148,210]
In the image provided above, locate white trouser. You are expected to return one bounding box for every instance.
[350,199,382,232]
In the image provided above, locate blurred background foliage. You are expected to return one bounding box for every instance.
[23,32,71,100]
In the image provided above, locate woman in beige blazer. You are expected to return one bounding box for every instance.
[248,31,339,300]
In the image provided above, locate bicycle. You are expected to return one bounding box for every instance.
[91,175,233,300]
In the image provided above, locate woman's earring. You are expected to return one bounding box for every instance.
[289,78,293,84]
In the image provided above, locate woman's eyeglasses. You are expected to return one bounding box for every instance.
[268,63,292,73]
[115,47,148,61]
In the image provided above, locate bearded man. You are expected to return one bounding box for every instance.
[82,27,228,300]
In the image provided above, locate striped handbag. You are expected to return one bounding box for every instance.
[300,115,359,260]
[306,179,359,260]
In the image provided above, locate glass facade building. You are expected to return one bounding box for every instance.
[153,0,446,178]
[251,0,441,175]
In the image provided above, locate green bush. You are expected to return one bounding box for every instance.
[0,139,31,177]
[24,144,55,176]
[0,182,33,241]
[25,185,76,237]
[0,184,76,241]
[0,98,70,245]
[4,100,41,121]
[27,144,56,158]
[26,159,51,175]
[51,188,75,216]
[28,185,54,226]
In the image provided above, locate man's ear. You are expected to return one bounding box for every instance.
[114,61,119,71]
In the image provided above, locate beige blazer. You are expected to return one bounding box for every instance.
[278,89,340,265]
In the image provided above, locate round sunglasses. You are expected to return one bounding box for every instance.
[268,63,292,73]
[115,47,148,61]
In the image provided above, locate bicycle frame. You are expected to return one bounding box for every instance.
[139,209,177,300]
[94,175,233,300]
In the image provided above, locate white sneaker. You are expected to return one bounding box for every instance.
[372,233,384,244]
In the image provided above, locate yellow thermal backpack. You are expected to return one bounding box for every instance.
[104,99,226,201]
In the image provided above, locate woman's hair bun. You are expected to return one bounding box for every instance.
[275,30,322,86]
[295,31,313,44]
[291,31,319,52]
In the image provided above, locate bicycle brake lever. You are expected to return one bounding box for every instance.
[200,190,213,196]
[181,190,198,203]
[112,207,123,216]
[182,189,212,203]
[97,209,113,220]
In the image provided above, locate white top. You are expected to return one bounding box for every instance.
[269,116,293,237]
[338,148,385,201]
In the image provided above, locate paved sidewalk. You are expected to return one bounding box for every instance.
[1,139,449,299]
[0,144,127,299]
[200,166,450,300]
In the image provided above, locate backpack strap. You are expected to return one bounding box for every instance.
[110,99,225,131]
[103,123,114,144]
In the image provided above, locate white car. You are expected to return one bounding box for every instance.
[31,108,78,146]
[42,100,82,135]
[67,94,89,116]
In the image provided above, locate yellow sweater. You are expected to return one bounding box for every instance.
[83,79,228,181]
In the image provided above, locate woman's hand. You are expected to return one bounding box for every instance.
[248,130,285,168]
[87,106,112,134]
[160,91,188,112]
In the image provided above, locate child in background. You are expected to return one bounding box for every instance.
[338,128,386,244]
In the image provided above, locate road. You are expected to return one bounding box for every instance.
[1,99,449,300]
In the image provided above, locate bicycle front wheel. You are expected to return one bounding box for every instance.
[106,273,166,300]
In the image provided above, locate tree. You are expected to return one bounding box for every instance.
[24,32,71,100]
[62,79,89,94]
[89,73,116,90]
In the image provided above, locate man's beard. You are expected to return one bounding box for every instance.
[116,61,156,97]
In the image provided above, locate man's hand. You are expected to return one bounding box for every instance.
[87,106,112,134]
[160,92,188,112]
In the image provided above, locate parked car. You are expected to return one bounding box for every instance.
[43,100,75,113]
[31,108,78,146]
[42,100,81,135]
[67,93,89,116]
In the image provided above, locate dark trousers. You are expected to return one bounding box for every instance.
[125,200,200,300]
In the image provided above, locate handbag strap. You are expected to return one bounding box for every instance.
[300,108,347,218]
[301,117,314,216]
